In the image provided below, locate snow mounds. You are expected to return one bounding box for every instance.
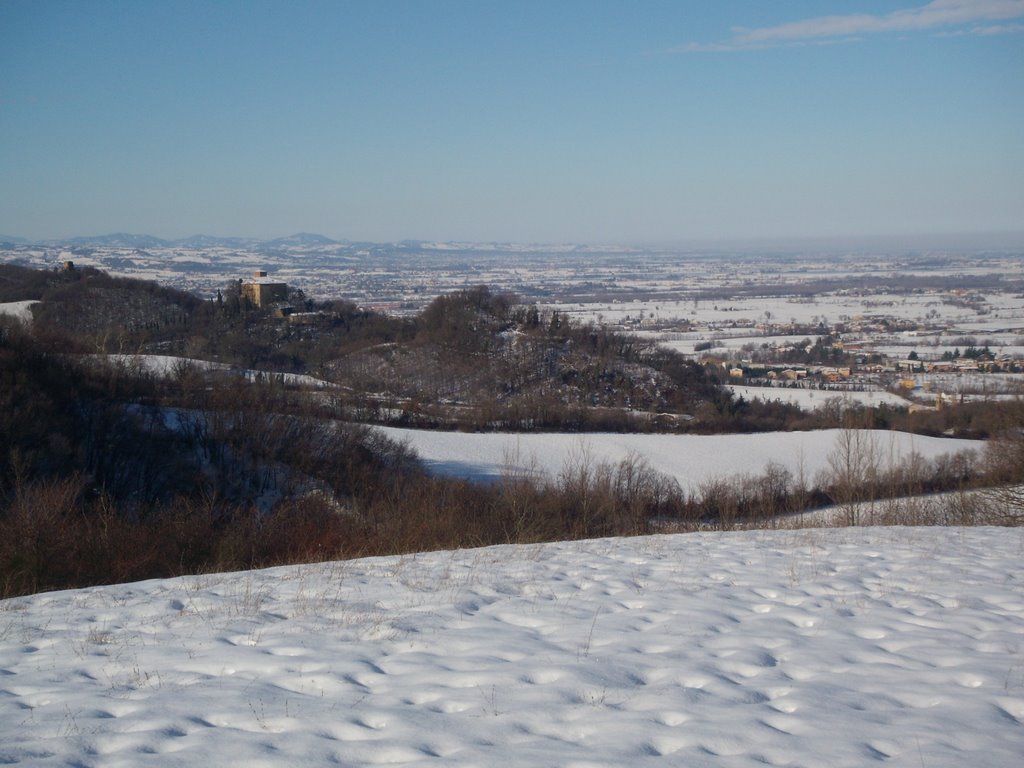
[1,527,1023,766]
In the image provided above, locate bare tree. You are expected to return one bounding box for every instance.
[827,417,880,526]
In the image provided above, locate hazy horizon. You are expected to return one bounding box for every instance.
[4,229,1024,254]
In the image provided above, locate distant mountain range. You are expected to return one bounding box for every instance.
[0,233,608,254]
[0,232,342,248]
[264,233,340,247]
[3,231,1024,253]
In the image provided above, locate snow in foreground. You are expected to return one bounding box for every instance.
[2,528,1023,766]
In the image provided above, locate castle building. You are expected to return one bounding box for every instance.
[241,270,288,308]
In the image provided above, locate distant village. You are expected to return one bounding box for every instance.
[601,289,1024,408]
[703,310,1023,408]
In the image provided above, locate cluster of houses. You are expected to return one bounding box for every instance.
[726,364,852,382]
[895,356,1019,374]
[727,354,1021,384]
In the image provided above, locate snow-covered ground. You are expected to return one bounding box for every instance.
[906,372,1024,394]
[98,354,336,389]
[547,290,1023,330]
[99,354,229,375]
[377,427,981,489]
[0,300,37,323]
[1,528,1022,766]
[725,384,910,411]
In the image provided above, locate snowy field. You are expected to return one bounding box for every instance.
[651,334,826,357]
[1,528,1022,766]
[547,290,1024,331]
[906,372,1024,394]
[725,385,910,411]
[377,427,981,489]
[0,300,37,323]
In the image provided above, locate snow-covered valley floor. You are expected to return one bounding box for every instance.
[2,528,1022,766]
[377,427,981,491]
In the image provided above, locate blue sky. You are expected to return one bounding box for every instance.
[1,0,1022,244]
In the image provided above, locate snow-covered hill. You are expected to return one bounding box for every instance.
[2,528,1022,766]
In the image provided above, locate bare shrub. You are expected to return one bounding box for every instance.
[0,475,84,596]
[938,488,992,526]
[978,422,1024,525]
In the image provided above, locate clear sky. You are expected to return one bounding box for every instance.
[1,1,1022,244]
